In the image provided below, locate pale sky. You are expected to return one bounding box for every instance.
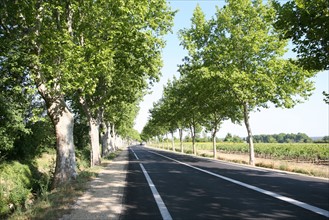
[134,0,329,138]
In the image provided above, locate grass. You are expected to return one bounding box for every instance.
[8,167,100,220]
[8,150,122,220]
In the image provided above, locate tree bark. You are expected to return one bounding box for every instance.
[190,124,196,155]
[79,97,101,166]
[89,117,101,166]
[37,81,77,187]
[112,123,116,150]
[101,121,112,157]
[212,130,217,159]
[179,128,183,153]
[34,69,77,188]
[101,121,107,157]
[243,102,255,166]
[171,131,175,152]
[49,99,77,188]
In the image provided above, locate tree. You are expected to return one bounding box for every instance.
[224,133,233,142]
[274,0,329,71]
[179,6,244,158]
[163,78,188,153]
[0,1,81,186]
[0,66,31,160]
[73,0,174,166]
[323,92,329,104]
[322,136,329,143]
[179,0,315,166]
[0,0,175,185]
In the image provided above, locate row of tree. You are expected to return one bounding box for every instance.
[151,132,318,144]
[141,0,328,165]
[252,133,313,143]
[0,0,175,187]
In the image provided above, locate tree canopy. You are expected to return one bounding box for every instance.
[142,0,317,165]
[274,0,329,71]
[1,0,175,186]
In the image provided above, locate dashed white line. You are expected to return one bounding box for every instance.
[148,150,329,218]
[130,147,172,220]
[140,164,173,220]
[130,148,139,160]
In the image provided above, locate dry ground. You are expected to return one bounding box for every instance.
[197,150,329,178]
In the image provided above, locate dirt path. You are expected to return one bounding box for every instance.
[60,148,129,220]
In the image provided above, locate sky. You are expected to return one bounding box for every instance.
[134,0,329,138]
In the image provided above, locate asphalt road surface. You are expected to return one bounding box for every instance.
[121,145,329,220]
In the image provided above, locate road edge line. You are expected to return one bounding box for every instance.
[139,164,173,220]
[149,150,329,218]
[130,147,172,220]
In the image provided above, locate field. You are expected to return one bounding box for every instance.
[149,142,329,178]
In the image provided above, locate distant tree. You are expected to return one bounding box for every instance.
[322,136,329,143]
[267,136,278,143]
[296,133,313,143]
[232,135,243,143]
[276,133,286,143]
[252,133,311,143]
[224,133,233,142]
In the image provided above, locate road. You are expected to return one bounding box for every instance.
[121,145,329,220]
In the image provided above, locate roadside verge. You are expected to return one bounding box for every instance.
[60,148,129,220]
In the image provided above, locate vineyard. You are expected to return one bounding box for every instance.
[151,142,329,164]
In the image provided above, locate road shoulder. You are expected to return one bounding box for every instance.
[60,148,129,220]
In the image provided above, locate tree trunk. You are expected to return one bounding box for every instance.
[212,131,217,159]
[243,102,255,166]
[89,117,101,166]
[102,121,113,155]
[47,97,77,188]
[179,128,183,153]
[171,131,175,152]
[101,121,107,157]
[112,123,117,150]
[31,1,77,188]
[35,72,77,188]
[79,97,101,166]
[190,125,196,155]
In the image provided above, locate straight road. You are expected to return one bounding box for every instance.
[121,145,329,220]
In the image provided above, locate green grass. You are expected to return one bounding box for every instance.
[5,150,122,220]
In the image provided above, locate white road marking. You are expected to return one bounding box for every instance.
[130,147,172,220]
[149,150,329,218]
[140,164,173,220]
[130,148,139,160]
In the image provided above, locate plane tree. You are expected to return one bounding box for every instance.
[198,75,243,158]
[274,0,328,104]
[141,103,168,145]
[0,0,174,185]
[160,78,188,152]
[179,6,243,158]
[180,0,315,165]
[76,0,175,166]
[0,64,32,159]
[0,0,86,186]
[274,0,329,71]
